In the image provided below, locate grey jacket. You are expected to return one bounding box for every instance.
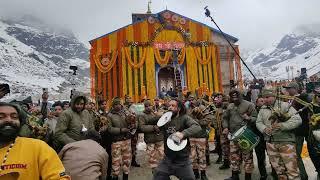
[256,100,302,142]
[222,100,257,133]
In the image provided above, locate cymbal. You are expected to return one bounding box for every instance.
[157,111,172,127]
[167,134,188,151]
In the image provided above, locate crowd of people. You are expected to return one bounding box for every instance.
[1,80,320,180]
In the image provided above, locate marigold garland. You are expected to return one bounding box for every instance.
[93,51,118,73]
[124,47,147,69]
[154,48,172,67]
[177,48,186,64]
[194,46,212,65]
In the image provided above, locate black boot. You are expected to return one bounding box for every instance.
[111,176,118,180]
[245,173,251,180]
[206,154,210,166]
[216,155,222,164]
[123,173,128,180]
[259,176,267,180]
[200,170,208,180]
[271,167,278,180]
[224,171,239,180]
[219,159,230,170]
[193,169,200,179]
[131,156,140,167]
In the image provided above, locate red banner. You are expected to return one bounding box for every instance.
[153,42,185,50]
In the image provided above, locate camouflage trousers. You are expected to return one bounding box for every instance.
[266,142,300,180]
[190,138,207,170]
[221,133,230,160]
[111,139,132,176]
[131,134,138,156]
[230,140,254,173]
[146,141,164,169]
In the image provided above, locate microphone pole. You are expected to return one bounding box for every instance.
[204,6,257,80]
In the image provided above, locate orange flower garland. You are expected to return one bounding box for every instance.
[93,51,118,73]
[177,48,186,64]
[194,46,212,65]
[154,48,172,67]
[124,47,147,69]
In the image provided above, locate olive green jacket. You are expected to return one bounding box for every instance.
[138,112,163,144]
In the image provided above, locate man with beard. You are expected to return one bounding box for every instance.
[223,89,257,180]
[107,97,133,180]
[256,89,301,180]
[138,99,164,174]
[0,102,70,179]
[153,99,201,180]
[54,95,95,152]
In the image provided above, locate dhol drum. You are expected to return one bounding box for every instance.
[230,125,260,152]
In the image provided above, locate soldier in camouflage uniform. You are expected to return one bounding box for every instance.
[212,93,230,169]
[256,89,302,180]
[308,88,320,179]
[138,99,164,173]
[222,89,257,180]
[189,104,212,180]
[107,97,132,180]
[124,95,140,167]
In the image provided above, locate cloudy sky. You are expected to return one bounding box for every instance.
[0,0,319,50]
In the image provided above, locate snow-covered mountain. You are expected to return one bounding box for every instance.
[0,15,90,100]
[245,24,320,80]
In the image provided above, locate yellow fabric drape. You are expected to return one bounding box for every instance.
[188,21,198,42]
[212,46,219,92]
[154,30,184,42]
[198,56,203,87]
[121,48,127,96]
[186,47,198,93]
[207,51,214,92]
[141,21,149,98]
[203,47,208,89]
[178,48,186,65]
[126,25,134,98]
[146,47,156,100]
[139,47,144,100]
[134,47,139,102]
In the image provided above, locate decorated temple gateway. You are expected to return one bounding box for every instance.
[89,9,243,103]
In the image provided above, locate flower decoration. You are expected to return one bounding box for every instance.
[179,18,186,25]
[163,12,171,19]
[148,16,156,24]
[172,14,179,22]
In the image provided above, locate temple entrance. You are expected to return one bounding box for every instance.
[158,66,176,97]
